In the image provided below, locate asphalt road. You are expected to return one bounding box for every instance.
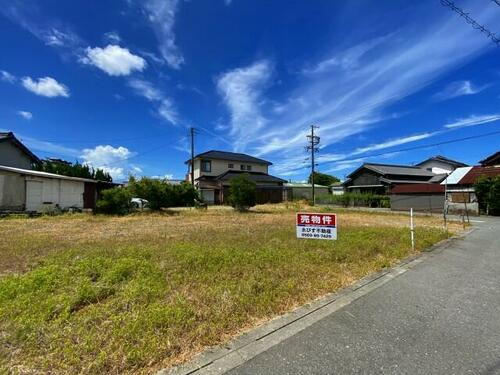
[227,217,500,375]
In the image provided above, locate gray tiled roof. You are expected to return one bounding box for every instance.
[188,150,272,165]
[363,163,435,177]
[216,171,286,183]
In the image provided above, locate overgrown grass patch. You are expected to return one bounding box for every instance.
[0,205,459,373]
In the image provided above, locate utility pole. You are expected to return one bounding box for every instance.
[306,125,320,206]
[190,127,195,186]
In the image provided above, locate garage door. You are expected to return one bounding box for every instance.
[26,180,43,211]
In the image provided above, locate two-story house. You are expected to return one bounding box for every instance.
[186,150,286,204]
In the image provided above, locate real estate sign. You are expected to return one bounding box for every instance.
[296,212,337,240]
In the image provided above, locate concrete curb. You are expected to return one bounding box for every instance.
[157,227,477,375]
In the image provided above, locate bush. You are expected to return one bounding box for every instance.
[316,193,390,208]
[228,174,256,211]
[128,177,199,211]
[95,187,132,215]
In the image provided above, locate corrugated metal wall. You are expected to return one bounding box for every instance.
[390,194,445,213]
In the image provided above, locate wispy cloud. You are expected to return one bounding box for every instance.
[350,132,437,155]
[433,80,487,101]
[216,60,272,151]
[17,110,33,120]
[301,35,390,74]
[0,70,16,83]
[0,2,82,50]
[21,76,70,97]
[103,31,121,44]
[216,1,500,176]
[81,45,146,76]
[138,0,184,69]
[444,114,500,129]
[128,78,179,125]
[0,131,81,158]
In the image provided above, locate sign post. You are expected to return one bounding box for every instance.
[296,212,337,240]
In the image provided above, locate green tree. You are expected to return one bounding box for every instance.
[474,176,500,215]
[308,171,340,186]
[34,159,112,182]
[228,174,256,212]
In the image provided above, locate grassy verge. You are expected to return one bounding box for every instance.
[0,205,460,374]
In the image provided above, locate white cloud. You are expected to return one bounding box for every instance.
[217,60,272,151]
[444,114,500,129]
[81,145,135,180]
[128,78,178,125]
[433,80,486,101]
[140,0,184,69]
[17,111,33,120]
[21,76,69,97]
[81,45,146,76]
[0,70,16,83]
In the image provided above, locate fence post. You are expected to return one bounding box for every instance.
[410,208,415,251]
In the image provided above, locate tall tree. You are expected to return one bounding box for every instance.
[308,171,340,186]
[34,159,113,182]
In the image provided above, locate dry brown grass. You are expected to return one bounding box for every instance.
[0,203,462,374]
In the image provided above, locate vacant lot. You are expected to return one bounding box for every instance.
[0,204,462,374]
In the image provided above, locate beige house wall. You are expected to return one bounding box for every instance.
[0,170,26,210]
[193,158,268,180]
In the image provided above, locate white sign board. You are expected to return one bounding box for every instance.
[296,212,337,240]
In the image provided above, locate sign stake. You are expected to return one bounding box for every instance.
[410,208,415,251]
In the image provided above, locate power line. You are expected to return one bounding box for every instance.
[316,129,500,167]
[441,0,500,46]
[491,0,500,7]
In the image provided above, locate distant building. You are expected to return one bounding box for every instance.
[0,132,39,169]
[330,182,344,195]
[415,155,468,174]
[343,156,467,195]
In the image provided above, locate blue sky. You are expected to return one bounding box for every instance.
[0,0,499,182]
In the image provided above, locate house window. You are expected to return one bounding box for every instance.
[201,160,211,172]
[240,164,245,170]
[228,163,234,169]
[247,165,252,171]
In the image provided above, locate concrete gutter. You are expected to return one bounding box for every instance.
[158,228,475,375]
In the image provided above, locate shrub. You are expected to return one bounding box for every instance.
[316,193,390,208]
[95,187,132,215]
[228,174,256,211]
[128,177,199,210]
